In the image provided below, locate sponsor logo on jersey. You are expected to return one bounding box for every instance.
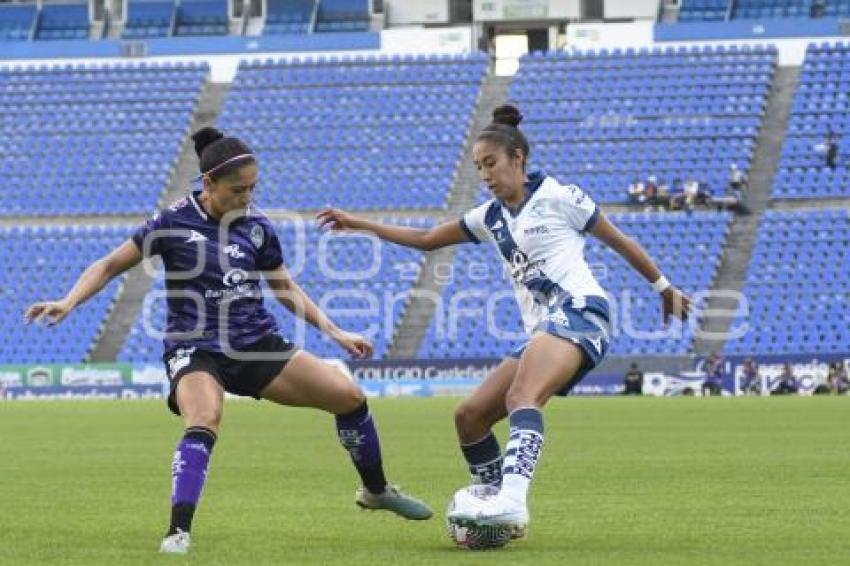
[524,225,550,236]
[222,268,249,287]
[223,244,245,259]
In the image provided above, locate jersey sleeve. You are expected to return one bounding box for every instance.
[131,211,170,257]
[256,223,284,271]
[459,201,493,245]
[559,184,600,233]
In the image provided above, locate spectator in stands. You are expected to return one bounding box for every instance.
[824,129,839,170]
[627,177,645,205]
[318,103,693,536]
[656,178,672,210]
[811,0,826,18]
[739,357,760,395]
[671,176,707,212]
[827,362,849,395]
[772,363,799,395]
[24,127,432,555]
[728,163,747,202]
[701,351,725,396]
[623,363,644,395]
[644,175,659,207]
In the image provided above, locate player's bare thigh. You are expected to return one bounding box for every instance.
[259,350,364,414]
[175,371,225,433]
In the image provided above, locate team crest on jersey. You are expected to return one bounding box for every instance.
[250,225,264,249]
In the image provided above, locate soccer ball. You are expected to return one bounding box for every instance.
[445,485,511,550]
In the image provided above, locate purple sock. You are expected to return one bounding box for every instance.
[335,402,387,494]
[169,426,216,534]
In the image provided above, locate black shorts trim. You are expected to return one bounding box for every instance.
[162,333,298,416]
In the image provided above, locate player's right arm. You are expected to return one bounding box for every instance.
[24,239,142,326]
[316,208,469,251]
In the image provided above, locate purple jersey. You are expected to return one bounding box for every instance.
[131,191,283,353]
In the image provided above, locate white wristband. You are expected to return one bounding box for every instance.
[652,275,671,294]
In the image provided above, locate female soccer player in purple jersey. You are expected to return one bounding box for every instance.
[318,105,692,541]
[24,127,432,555]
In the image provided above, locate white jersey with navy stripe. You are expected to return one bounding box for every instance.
[460,171,606,334]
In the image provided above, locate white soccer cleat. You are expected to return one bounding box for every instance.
[159,529,191,554]
[449,496,529,539]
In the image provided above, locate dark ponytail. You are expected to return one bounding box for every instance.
[191,126,256,181]
[477,103,530,168]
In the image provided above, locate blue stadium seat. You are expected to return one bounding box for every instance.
[773,42,850,198]
[678,0,730,22]
[123,0,175,38]
[315,0,369,33]
[0,62,209,216]
[500,48,776,205]
[724,209,850,355]
[35,2,89,41]
[264,0,313,34]
[174,0,227,36]
[215,53,488,210]
[0,4,36,41]
[0,225,130,363]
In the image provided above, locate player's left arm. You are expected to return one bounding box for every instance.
[589,212,691,324]
[262,264,372,358]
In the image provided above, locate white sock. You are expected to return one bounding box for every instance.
[498,407,544,506]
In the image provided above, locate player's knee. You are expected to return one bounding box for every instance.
[338,382,366,414]
[504,385,538,413]
[454,401,486,433]
[185,407,222,431]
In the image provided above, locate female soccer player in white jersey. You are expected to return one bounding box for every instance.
[317,104,691,538]
[23,127,432,555]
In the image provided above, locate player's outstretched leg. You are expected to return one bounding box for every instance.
[159,426,217,554]
[259,350,433,520]
[160,371,223,554]
[337,402,433,520]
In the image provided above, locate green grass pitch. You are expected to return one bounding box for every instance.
[1,397,848,565]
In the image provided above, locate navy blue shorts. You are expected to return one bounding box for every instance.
[509,295,611,395]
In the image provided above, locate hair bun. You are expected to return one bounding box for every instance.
[492,104,523,128]
[192,127,225,158]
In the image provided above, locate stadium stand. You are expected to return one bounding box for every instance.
[499,46,775,205]
[734,0,815,19]
[773,42,850,198]
[0,225,128,364]
[418,212,732,358]
[263,0,314,35]
[118,218,430,362]
[724,209,850,355]
[216,53,489,211]
[174,0,228,36]
[677,0,848,21]
[122,0,175,39]
[35,1,89,40]
[678,0,730,22]
[0,62,208,216]
[0,3,37,41]
[315,0,369,32]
